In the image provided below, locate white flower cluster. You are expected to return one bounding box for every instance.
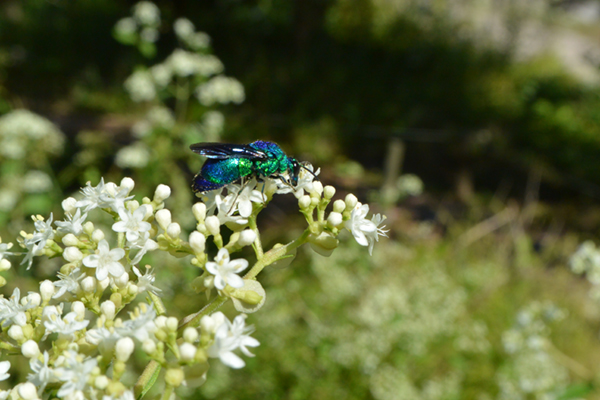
[569,240,600,300]
[114,1,161,46]
[497,302,569,400]
[0,177,261,398]
[0,109,65,212]
[0,163,387,396]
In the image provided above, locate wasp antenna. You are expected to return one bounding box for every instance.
[300,163,319,179]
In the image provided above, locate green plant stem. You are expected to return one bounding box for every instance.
[249,215,263,259]
[178,295,228,332]
[160,384,174,400]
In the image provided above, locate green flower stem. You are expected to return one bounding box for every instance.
[244,228,311,280]
[249,215,264,259]
[161,385,174,400]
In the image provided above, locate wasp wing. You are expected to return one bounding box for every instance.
[190,142,268,159]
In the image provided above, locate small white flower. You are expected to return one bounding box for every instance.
[0,287,29,327]
[0,242,14,263]
[344,203,388,255]
[130,232,158,265]
[21,214,55,270]
[0,361,10,381]
[115,304,157,343]
[22,170,53,193]
[54,350,97,399]
[53,268,84,299]
[207,314,259,369]
[174,18,195,39]
[112,206,151,243]
[115,142,151,169]
[82,239,125,281]
[76,178,107,212]
[55,208,87,236]
[215,194,248,226]
[132,266,161,295]
[227,181,265,218]
[28,351,57,393]
[43,311,89,338]
[205,248,248,290]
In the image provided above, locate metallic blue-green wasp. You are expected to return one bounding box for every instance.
[190,140,314,193]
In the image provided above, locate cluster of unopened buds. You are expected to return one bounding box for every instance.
[0,166,387,398]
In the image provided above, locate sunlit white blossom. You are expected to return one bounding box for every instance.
[0,287,30,327]
[133,1,160,26]
[345,203,388,255]
[43,311,89,339]
[112,206,152,243]
[215,194,248,226]
[132,266,161,294]
[21,214,55,270]
[227,181,265,218]
[22,170,53,193]
[115,305,157,342]
[55,208,87,236]
[207,314,259,369]
[205,248,248,290]
[54,350,97,399]
[115,142,151,169]
[28,352,57,394]
[53,268,84,299]
[82,240,125,281]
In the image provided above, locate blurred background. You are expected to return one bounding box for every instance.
[3,0,600,398]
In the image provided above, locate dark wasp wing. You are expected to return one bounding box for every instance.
[189,142,268,160]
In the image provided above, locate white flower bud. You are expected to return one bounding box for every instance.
[324,185,336,199]
[298,195,311,210]
[40,280,55,302]
[205,216,220,236]
[179,342,197,362]
[238,230,256,247]
[21,340,40,358]
[81,276,96,293]
[91,229,105,243]
[129,284,139,295]
[189,231,206,254]
[120,177,135,193]
[62,234,79,247]
[18,382,38,400]
[142,204,153,219]
[100,301,116,320]
[345,193,358,209]
[62,197,78,215]
[115,272,130,288]
[115,337,135,362]
[8,325,24,341]
[155,209,172,230]
[83,221,95,235]
[98,278,110,292]
[311,181,324,196]
[95,375,109,390]
[333,199,346,213]
[0,259,10,271]
[327,212,343,227]
[167,223,181,238]
[142,339,156,354]
[154,184,171,203]
[183,327,199,343]
[192,202,206,222]
[154,316,167,329]
[200,311,225,334]
[126,200,140,212]
[72,301,85,320]
[166,317,178,332]
[63,247,83,262]
[25,293,41,307]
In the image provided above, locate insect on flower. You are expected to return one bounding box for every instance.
[190,140,316,193]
